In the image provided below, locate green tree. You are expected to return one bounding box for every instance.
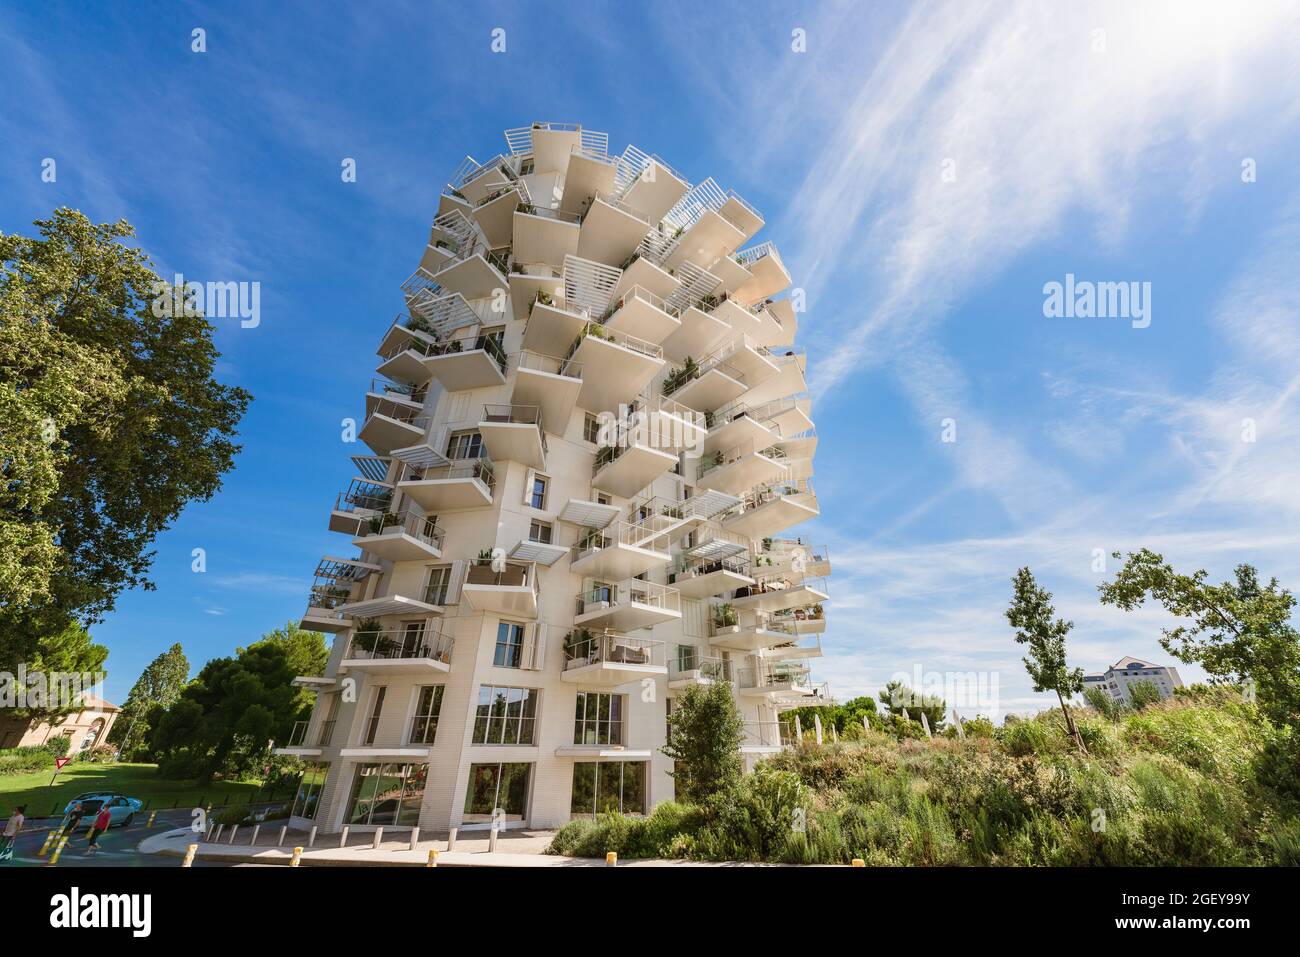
[4,620,108,725]
[877,680,946,731]
[1126,680,1163,711]
[0,209,250,666]
[149,642,297,783]
[239,622,328,722]
[108,643,190,759]
[1006,567,1087,752]
[1099,549,1300,727]
[662,682,745,803]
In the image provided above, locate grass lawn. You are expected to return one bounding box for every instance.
[0,762,273,818]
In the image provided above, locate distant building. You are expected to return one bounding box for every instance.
[0,695,120,753]
[1083,657,1183,704]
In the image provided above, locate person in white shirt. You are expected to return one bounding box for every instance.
[1,805,25,859]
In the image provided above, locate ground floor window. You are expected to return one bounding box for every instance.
[573,691,625,745]
[472,686,539,744]
[570,761,647,816]
[463,762,532,825]
[344,762,427,827]
[291,761,329,820]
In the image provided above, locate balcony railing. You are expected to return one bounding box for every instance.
[516,349,583,379]
[667,655,731,682]
[465,559,536,590]
[662,350,747,397]
[696,439,788,481]
[735,665,812,691]
[362,404,431,431]
[730,478,816,514]
[562,630,664,671]
[669,554,750,583]
[735,240,779,267]
[520,201,582,224]
[603,284,682,321]
[585,190,651,225]
[346,626,453,665]
[572,520,670,559]
[308,583,352,610]
[567,320,664,362]
[370,377,428,406]
[289,719,338,748]
[739,721,797,749]
[424,331,509,373]
[335,478,393,514]
[353,509,446,551]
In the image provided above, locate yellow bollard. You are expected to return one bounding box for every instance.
[182,844,198,867]
[146,811,157,828]
[605,851,617,867]
[851,858,865,867]
[37,832,56,857]
[290,846,304,867]
[47,836,69,866]
[427,848,438,867]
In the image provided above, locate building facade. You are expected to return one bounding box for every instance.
[1083,656,1183,704]
[0,696,119,754]
[278,122,830,833]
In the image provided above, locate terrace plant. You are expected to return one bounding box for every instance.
[713,602,738,629]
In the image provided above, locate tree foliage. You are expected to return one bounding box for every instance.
[108,642,190,759]
[0,209,250,664]
[662,682,745,803]
[1099,549,1300,727]
[1006,567,1086,750]
[877,681,946,731]
[239,621,328,721]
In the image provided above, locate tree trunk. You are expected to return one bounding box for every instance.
[1056,690,1088,754]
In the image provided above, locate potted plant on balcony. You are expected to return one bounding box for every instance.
[712,602,739,634]
[563,628,595,666]
[474,548,495,566]
[593,445,616,471]
[535,289,554,307]
[576,527,603,554]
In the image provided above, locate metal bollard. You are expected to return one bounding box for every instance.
[277,824,288,847]
[37,832,56,857]
[213,824,225,843]
[182,844,198,867]
[606,851,617,867]
[290,846,303,867]
[250,824,261,846]
[228,825,239,844]
[447,827,458,852]
[851,858,865,867]
[427,848,438,867]
[146,811,157,828]
[408,827,420,851]
[47,836,69,866]
[308,825,317,848]
[340,826,350,848]
[489,824,499,853]
[372,826,383,849]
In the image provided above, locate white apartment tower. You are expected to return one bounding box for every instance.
[278,122,831,833]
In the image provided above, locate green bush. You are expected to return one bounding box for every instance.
[0,745,58,776]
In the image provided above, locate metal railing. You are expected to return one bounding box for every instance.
[662,351,746,398]
[352,509,446,551]
[516,349,582,379]
[764,634,823,659]
[519,201,582,223]
[670,553,750,582]
[308,583,352,610]
[735,240,780,267]
[696,439,789,481]
[406,457,496,495]
[362,403,431,431]
[289,719,337,748]
[605,284,681,320]
[586,190,651,225]
[346,625,453,665]
[667,655,731,682]
[568,319,663,362]
[735,665,814,691]
[335,478,393,514]
[563,630,664,671]
[423,331,509,373]
[577,579,680,616]
[369,377,427,406]
[464,559,537,592]
[740,721,796,749]
[572,519,671,559]
[732,478,816,514]
[483,403,540,426]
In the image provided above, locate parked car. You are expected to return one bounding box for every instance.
[61,793,143,829]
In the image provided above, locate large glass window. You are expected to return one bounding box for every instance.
[569,762,647,816]
[446,430,483,460]
[529,476,548,510]
[472,686,539,745]
[463,762,532,825]
[493,621,526,669]
[291,762,329,820]
[424,566,452,605]
[573,692,625,746]
[344,762,427,827]
[409,685,444,744]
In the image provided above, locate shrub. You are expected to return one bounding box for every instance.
[0,745,57,776]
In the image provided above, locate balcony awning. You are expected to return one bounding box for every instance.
[553,747,653,760]
[337,595,443,618]
[558,498,620,528]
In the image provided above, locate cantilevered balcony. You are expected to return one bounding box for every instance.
[602,285,681,344]
[511,351,582,434]
[663,208,745,272]
[738,350,806,407]
[669,554,754,599]
[754,539,832,581]
[359,401,429,456]
[768,604,827,634]
[749,395,814,438]
[422,330,508,392]
[376,318,438,386]
[461,560,540,618]
[568,322,666,412]
[277,719,336,757]
[575,579,681,632]
[731,242,792,303]
[451,154,517,205]
[577,191,652,267]
[431,240,511,300]
[508,527,569,567]
[522,295,589,356]
[619,394,708,455]
[722,479,820,539]
[703,401,782,454]
[591,439,678,498]
[338,593,445,620]
[302,556,381,632]
[479,404,548,470]
[512,205,582,268]
[508,269,564,322]
[473,183,527,249]
[341,624,453,675]
[661,304,734,364]
[517,122,588,176]
[560,144,618,215]
[557,497,621,529]
[364,378,427,420]
[759,632,824,662]
[349,509,446,563]
[562,630,667,687]
[569,521,671,579]
[731,575,830,615]
[396,457,496,512]
[761,298,799,345]
[709,613,804,653]
[696,440,790,496]
[662,352,747,415]
[708,295,765,338]
[736,664,820,703]
[611,252,680,304]
[616,149,691,224]
[328,479,393,534]
[667,654,731,690]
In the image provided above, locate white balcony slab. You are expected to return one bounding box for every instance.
[723,492,820,539]
[479,419,547,470]
[661,306,733,363]
[664,211,745,271]
[512,209,581,268]
[572,335,665,412]
[522,299,588,357]
[732,583,830,615]
[359,413,426,456]
[508,273,564,321]
[611,256,680,304]
[560,151,618,214]
[704,411,780,455]
[577,196,651,267]
[696,449,789,496]
[670,566,755,599]
[423,348,507,392]
[592,443,678,498]
[433,254,509,300]
[619,160,690,223]
[398,474,494,512]
[668,366,746,414]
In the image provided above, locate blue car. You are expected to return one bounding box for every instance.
[61,793,144,830]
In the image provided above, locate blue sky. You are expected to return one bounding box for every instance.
[4,1,1299,716]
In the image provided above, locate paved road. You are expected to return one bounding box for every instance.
[3,810,241,868]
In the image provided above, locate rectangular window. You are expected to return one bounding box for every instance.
[529,475,548,510]
[573,692,625,746]
[463,762,532,825]
[344,762,427,827]
[569,762,647,816]
[583,412,601,444]
[493,621,526,669]
[446,430,483,460]
[410,686,445,744]
[291,762,329,820]
[424,565,452,605]
[363,686,386,745]
[472,686,539,745]
[529,520,552,544]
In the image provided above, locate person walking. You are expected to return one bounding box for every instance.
[85,804,112,855]
[62,799,85,838]
[0,805,25,860]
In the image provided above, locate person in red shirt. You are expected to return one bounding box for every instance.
[85,804,113,854]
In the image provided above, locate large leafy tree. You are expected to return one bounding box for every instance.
[1099,549,1300,727]
[108,642,190,759]
[0,209,250,665]
[2,620,108,724]
[149,642,298,783]
[238,622,328,720]
[1006,567,1086,751]
[877,680,946,731]
[662,682,745,803]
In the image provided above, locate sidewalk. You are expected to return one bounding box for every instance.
[137,827,727,867]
